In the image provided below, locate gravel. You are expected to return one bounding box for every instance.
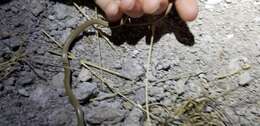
[0,0,259,125]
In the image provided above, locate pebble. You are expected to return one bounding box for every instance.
[30,0,44,16]
[5,37,21,51]
[155,60,171,71]
[3,77,15,86]
[149,86,164,97]
[122,59,145,80]
[48,15,55,20]
[16,74,34,87]
[134,88,145,104]
[48,108,73,126]
[238,72,253,86]
[30,86,51,107]
[78,68,92,82]
[174,78,187,95]
[86,103,126,124]
[18,88,29,97]
[53,3,74,20]
[123,107,143,126]
[51,72,64,89]
[73,82,98,102]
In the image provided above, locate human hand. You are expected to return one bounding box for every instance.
[95,0,198,22]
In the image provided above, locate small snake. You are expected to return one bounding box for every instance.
[63,19,108,126]
[62,5,173,124]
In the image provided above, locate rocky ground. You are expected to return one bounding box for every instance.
[0,0,260,126]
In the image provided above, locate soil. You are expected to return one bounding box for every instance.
[0,0,259,126]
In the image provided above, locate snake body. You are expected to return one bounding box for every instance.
[63,19,108,126]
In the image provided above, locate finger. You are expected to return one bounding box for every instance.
[120,0,135,11]
[154,0,169,15]
[142,0,160,14]
[106,1,123,21]
[95,0,111,12]
[175,0,198,21]
[95,0,122,22]
[121,0,144,18]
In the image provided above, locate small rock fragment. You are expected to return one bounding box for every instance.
[18,88,29,97]
[174,78,187,95]
[239,72,253,86]
[134,88,145,104]
[122,59,145,80]
[86,103,126,124]
[155,60,171,71]
[51,72,64,89]
[16,75,34,87]
[123,107,143,126]
[30,86,52,106]
[78,68,92,82]
[3,77,15,86]
[149,86,164,97]
[73,82,98,102]
[30,0,44,16]
[54,3,74,20]
[48,108,74,126]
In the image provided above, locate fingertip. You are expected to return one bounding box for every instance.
[123,0,144,18]
[105,1,123,22]
[142,0,160,14]
[154,0,169,15]
[175,0,198,21]
[120,0,135,11]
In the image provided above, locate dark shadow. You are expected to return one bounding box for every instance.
[108,6,195,46]
[50,0,195,46]
[0,0,13,5]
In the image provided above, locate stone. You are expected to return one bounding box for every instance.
[30,86,51,107]
[18,88,29,97]
[3,77,15,86]
[48,108,74,126]
[30,0,44,16]
[123,107,143,126]
[51,72,64,89]
[146,72,157,82]
[16,74,34,87]
[174,78,187,95]
[78,68,92,82]
[48,15,55,20]
[149,86,164,97]
[238,72,253,86]
[53,3,74,20]
[155,60,171,71]
[131,49,140,58]
[122,58,145,80]
[5,37,21,51]
[86,103,126,124]
[134,88,145,104]
[73,82,98,102]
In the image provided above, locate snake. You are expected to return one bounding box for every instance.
[63,19,109,126]
[62,3,174,125]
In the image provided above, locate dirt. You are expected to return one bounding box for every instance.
[0,0,259,126]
